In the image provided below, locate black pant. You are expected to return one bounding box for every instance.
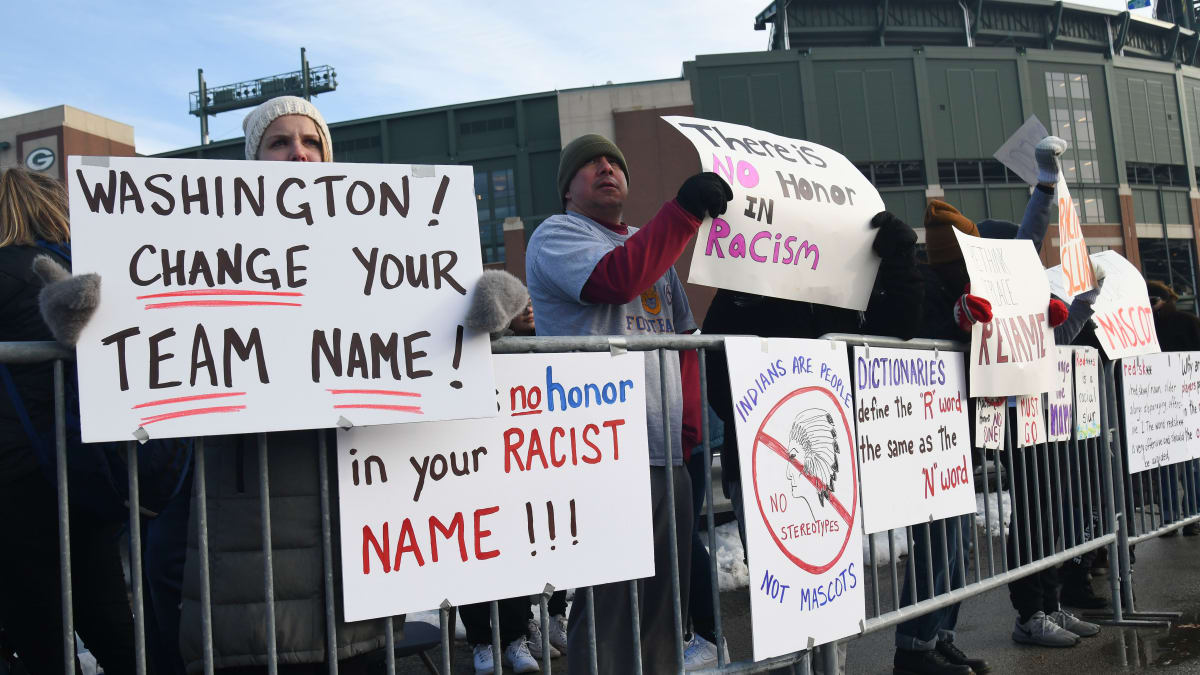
[1006,445,1063,621]
[459,596,532,646]
[686,451,717,643]
[0,470,136,675]
[548,590,568,617]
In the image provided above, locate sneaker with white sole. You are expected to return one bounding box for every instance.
[684,633,719,671]
[527,618,561,659]
[548,614,568,652]
[473,644,496,675]
[1012,611,1080,647]
[503,638,541,674]
[1048,609,1100,637]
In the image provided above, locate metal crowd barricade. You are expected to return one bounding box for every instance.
[0,332,1148,675]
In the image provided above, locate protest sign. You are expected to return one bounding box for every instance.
[663,115,885,311]
[852,346,974,534]
[1181,352,1200,460]
[336,352,653,621]
[1122,352,1187,472]
[724,336,864,659]
[993,116,1049,187]
[1050,251,1160,360]
[1056,177,1096,300]
[68,157,494,442]
[1074,347,1102,440]
[975,398,1007,450]
[1047,348,1074,442]
[1017,394,1046,447]
[954,229,1056,397]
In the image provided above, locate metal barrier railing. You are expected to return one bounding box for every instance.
[0,335,1187,675]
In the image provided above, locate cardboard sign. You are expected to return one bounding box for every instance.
[1050,252,1160,360]
[1056,177,1096,300]
[67,157,494,442]
[336,352,653,621]
[993,116,1050,187]
[1016,394,1046,447]
[1047,348,1074,442]
[1074,347,1102,440]
[1122,352,1187,472]
[955,229,1056,397]
[663,115,884,311]
[723,336,864,660]
[852,346,975,534]
[975,398,1007,450]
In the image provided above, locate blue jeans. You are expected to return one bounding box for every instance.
[895,515,972,650]
[1160,461,1200,523]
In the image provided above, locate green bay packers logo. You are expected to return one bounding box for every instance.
[640,287,662,315]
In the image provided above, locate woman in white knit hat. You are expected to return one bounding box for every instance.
[242,95,333,163]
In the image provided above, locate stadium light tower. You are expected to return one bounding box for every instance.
[190,47,337,145]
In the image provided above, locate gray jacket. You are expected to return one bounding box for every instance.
[180,429,403,673]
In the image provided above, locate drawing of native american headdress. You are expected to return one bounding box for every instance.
[785,408,840,508]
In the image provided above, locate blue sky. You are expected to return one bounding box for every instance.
[3,1,768,154]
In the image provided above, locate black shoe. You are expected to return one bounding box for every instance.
[936,640,990,674]
[893,648,972,675]
[1061,581,1109,609]
[1184,523,1200,536]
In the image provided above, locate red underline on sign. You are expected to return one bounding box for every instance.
[144,300,303,310]
[756,431,853,526]
[136,289,305,300]
[140,405,246,425]
[133,392,246,409]
[511,410,543,416]
[325,389,421,397]
[333,404,423,414]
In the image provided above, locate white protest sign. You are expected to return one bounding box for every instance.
[852,347,974,534]
[1086,251,1160,359]
[724,336,864,660]
[1056,177,1096,300]
[1121,352,1187,472]
[1181,353,1200,460]
[1074,347,1102,440]
[1047,348,1075,442]
[68,157,493,442]
[975,398,1008,450]
[663,116,884,311]
[1016,394,1046,447]
[954,229,1057,397]
[336,352,653,621]
[993,116,1049,186]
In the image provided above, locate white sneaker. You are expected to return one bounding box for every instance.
[548,613,569,652]
[503,638,541,674]
[473,644,496,675]
[683,633,719,671]
[526,618,561,659]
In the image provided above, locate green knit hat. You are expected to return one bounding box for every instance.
[557,133,629,208]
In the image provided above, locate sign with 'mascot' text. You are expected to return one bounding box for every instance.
[663,116,884,311]
[336,352,653,620]
[68,157,494,441]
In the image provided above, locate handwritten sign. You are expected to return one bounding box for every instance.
[1050,251,1160,360]
[663,115,884,311]
[993,116,1050,187]
[1056,178,1096,300]
[852,346,974,534]
[1017,395,1046,447]
[1122,352,1186,472]
[1074,347,1101,440]
[954,229,1056,397]
[1047,348,1074,442]
[67,157,494,442]
[975,398,1007,450]
[724,336,864,659]
[336,352,652,621]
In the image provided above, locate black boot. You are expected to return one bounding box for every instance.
[1060,562,1108,609]
[893,648,972,675]
[936,639,991,674]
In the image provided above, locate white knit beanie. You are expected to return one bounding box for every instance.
[242,95,333,162]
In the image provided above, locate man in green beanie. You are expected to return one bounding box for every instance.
[526,132,732,674]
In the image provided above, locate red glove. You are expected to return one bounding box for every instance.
[1048,298,1069,327]
[954,284,993,332]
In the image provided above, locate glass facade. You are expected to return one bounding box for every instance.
[475,167,516,264]
[1138,237,1199,301]
[1046,72,1101,185]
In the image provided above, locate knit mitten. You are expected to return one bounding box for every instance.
[1036,136,1068,185]
[676,172,733,220]
[1048,298,1070,327]
[870,211,917,258]
[954,285,993,332]
[34,255,101,347]
[465,270,529,337]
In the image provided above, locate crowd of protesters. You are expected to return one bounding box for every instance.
[2,92,1198,675]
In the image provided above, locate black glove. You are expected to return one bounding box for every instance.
[870,211,917,258]
[676,172,733,220]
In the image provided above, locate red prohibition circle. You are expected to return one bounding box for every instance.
[751,385,857,575]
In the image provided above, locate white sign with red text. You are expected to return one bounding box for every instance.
[1017,394,1046,447]
[852,346,975,534]
[1074,347,1102,440]
[724,336,864,660]
[336,352,652,621]
[1121,352,1187,472]
[1087,251,1161,359]
[1056,178,1096,301]
[954,229,1057,397]
[664,115,885,311]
